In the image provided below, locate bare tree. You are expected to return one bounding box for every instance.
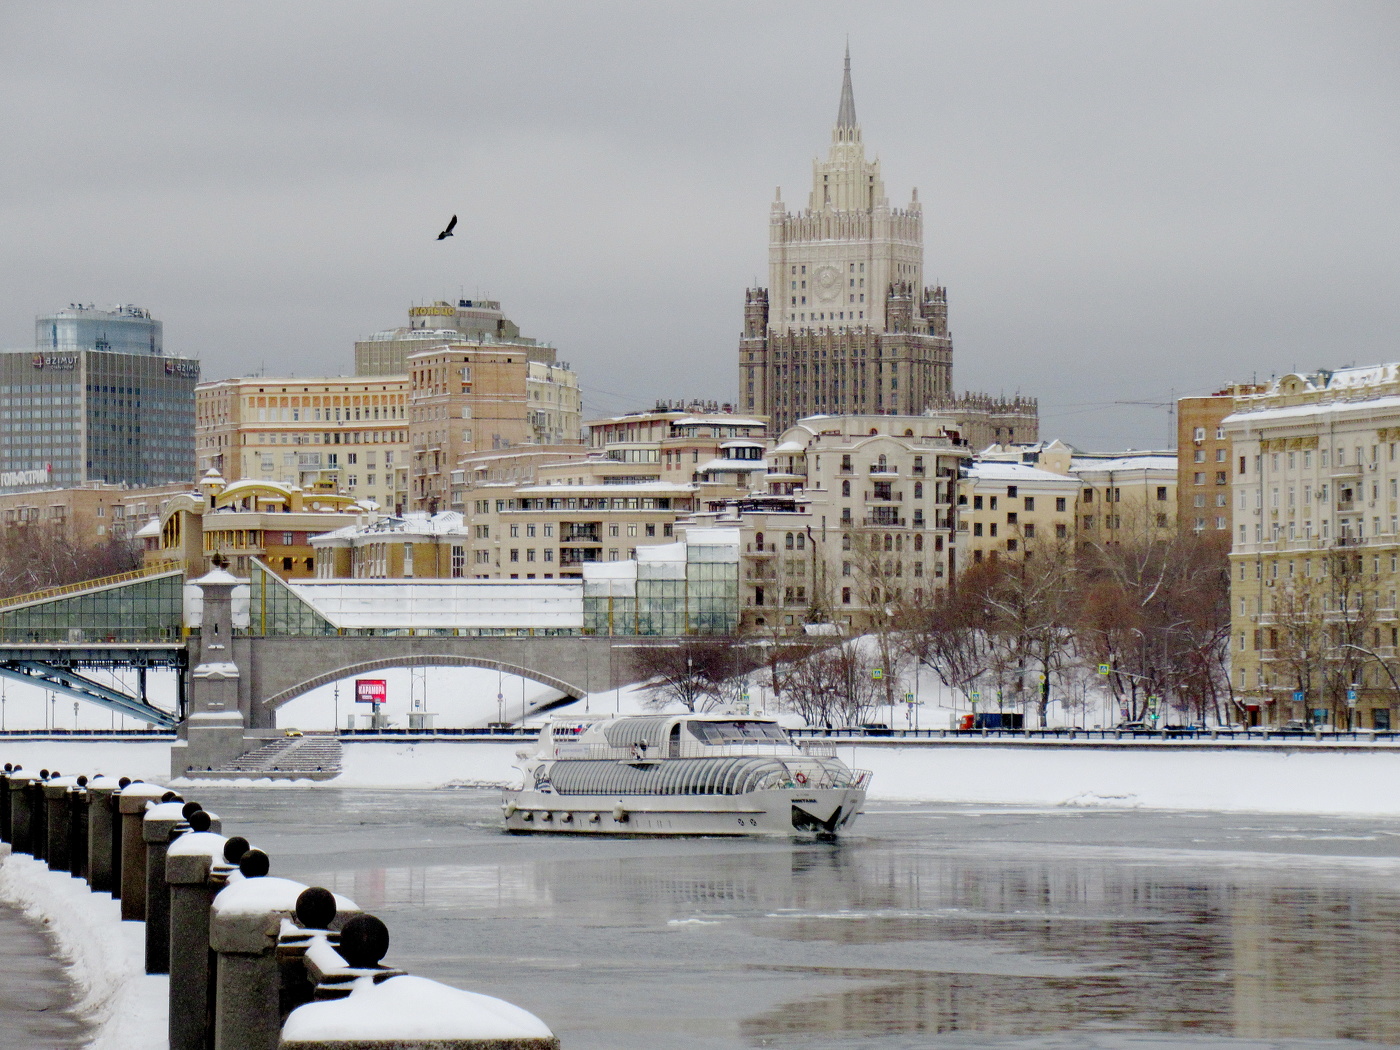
[902,560,999,708]
[632,637,757,713]
[979,542,1078,727]
[0,527,140,599]
[780,642,882,727]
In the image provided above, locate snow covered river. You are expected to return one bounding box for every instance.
[194,788,1400,1050]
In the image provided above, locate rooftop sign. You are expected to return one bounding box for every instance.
[0,466,51,488]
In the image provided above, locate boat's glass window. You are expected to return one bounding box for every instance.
[687,721,789,744]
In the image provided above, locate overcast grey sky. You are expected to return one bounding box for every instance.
[2,2,1397,450]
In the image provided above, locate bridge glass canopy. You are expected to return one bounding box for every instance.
[0,571,184,643]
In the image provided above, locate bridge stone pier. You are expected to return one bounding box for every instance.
[175,571,638,778]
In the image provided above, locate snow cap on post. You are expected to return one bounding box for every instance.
[279,974,559,1048]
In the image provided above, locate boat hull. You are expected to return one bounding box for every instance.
[501,785,866,837]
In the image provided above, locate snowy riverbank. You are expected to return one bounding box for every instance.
[0,847,165,1050]
[2,736,1398,815]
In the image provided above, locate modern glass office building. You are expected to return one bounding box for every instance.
[36,303,162,356]
[0,305,197,493]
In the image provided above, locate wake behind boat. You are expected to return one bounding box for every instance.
[502,713,870,836]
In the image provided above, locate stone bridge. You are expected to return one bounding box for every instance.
[0,562,674,777]
[178,571,653,777]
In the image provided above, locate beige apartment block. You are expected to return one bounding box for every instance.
[1070,451,1178,546]
[0,480,191,549]
[957,461,1079,566]
[407,344,581,512]
[1224,365,1400,730]
[976,440,1176,549]
[196,376,409,511]
[463,480,697,579]
[687,414,966,632]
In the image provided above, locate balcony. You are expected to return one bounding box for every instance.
[863,515,906,528]
[866,489,902,503]
[559,549,602,567]
[562,524,601,544]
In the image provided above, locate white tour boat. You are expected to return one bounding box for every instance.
[502,713,870,836]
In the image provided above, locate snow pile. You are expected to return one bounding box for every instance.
[0,846,165,1050]
[280,974,555,1044]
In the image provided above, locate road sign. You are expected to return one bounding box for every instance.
[1097,664,1110,676]
[1293,690,1305,703]
[905,693,915,703]
[1347,689,1358,705]
[970,690,980,700]
[872,668,884,680]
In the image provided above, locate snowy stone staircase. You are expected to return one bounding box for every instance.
[201,734,343,781]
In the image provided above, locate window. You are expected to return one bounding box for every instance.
[509,549,519,562]
[1156,487,1168,501]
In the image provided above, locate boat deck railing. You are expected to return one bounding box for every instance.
[552,742,820,762]
[757,766,872,791]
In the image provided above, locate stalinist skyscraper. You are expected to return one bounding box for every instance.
[740,51,1036,446]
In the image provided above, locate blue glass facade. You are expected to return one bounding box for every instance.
[36,304,162,356]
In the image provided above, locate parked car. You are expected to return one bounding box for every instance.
[1114,721,1149,731]
[859,723,893,736]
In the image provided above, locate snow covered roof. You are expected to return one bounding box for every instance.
[1070,453,1176,474]
[1224,394,1400,429]
[966,462,1077,485]
[697,457,767,474]
[673,415,766,428]
[134,517,161,539]
[288,579,584,630]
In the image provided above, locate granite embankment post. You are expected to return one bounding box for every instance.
[1,760,562,1049]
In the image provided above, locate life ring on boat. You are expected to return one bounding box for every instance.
[794,772,808,785]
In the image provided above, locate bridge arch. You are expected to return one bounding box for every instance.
[257,653,586,712]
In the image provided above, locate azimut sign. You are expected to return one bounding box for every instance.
[0,466,50,487]
[31,354,77,371]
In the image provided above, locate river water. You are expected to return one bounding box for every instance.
[196,788,1400,1050]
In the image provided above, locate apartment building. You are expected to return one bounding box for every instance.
[196,376,409,511]
[406,343,581,512]
[1177,385,1265,536]
[0,480,190,547]
[687,415,967,632]
[957,461,1079,565]
[1224,365,1400,729]
[1071,451,1178,546]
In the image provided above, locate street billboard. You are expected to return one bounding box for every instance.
[355,679,387,705]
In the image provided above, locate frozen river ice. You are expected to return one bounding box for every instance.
[195,788,1400,1049]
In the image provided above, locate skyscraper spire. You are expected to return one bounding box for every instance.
[836,44,858,129]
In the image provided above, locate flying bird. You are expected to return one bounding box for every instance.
[436,215,457,240]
